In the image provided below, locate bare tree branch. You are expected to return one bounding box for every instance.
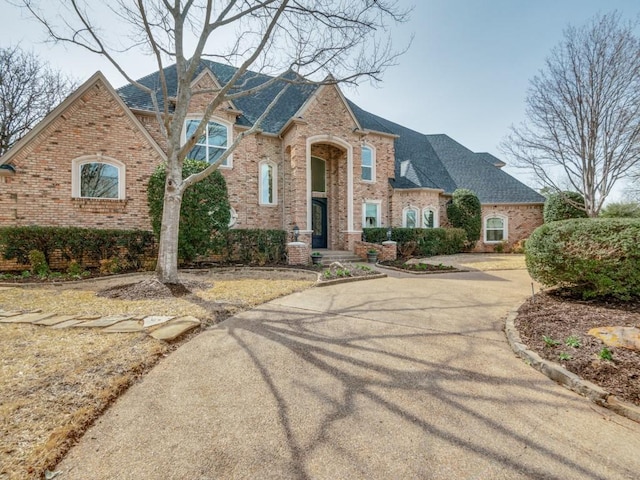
[501,11,640,217]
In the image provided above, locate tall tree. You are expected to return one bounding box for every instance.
[501,12,640,217]
[0,45,75,156]
[20,0,409,283]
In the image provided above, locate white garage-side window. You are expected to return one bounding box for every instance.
[72,155,125,200]
[422,207,439,228]
[402,206,419,228]
[259,160,277,205]
[485,214,508,243]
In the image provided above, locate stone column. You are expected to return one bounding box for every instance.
[287,241,311,266]
[381,241,397,261]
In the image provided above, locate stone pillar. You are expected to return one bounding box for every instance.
[287,241,311,266]
[381,241,397,261]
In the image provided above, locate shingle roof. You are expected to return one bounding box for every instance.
[118,60,543,204]
[117,61,317,133]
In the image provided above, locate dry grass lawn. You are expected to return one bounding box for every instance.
[0,271,315,480]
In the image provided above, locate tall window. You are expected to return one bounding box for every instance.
[311,156,326,192]
[403,206,419,228]
[422,207,438,228]
[361,145,374,181]
[184,119,230,167]
[72,156,125,200]
[485,215,507,242]
[363,201,381,228]
[259,160,277,205]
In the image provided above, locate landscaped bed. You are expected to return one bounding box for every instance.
[0,269,315,480]
[515,290,640,408]
[378,259,459,273]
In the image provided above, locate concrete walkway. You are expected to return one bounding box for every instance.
[57,269,640,479]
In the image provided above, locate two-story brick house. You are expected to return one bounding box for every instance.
[0,60,544,255]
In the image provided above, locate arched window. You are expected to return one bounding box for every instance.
[485,214,508,242]
[183,117,232,167]
[228,206,238,228]
[403,206,419,228]
[259,160,277,205]
[72,156,125,200]
[361,145,375,182]
[422,207,439,228]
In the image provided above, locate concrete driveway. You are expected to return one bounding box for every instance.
[57,268,640,479]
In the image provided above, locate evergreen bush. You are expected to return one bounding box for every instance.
[148,159,230,262]
[362,227,466,257]
[525,218,640,299]
[543,191,588,222]
[446,189,481,249]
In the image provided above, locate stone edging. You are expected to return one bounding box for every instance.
[374,263,467,275]
[505,306,640,424]
[315,273,387,287]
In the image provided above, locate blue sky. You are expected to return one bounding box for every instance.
[2,0,639,196]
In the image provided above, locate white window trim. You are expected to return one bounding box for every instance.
[362,199,382,228]
[71,155,126,200]
[228,206,238,228]
[361,144,376,183]
[311,156,327,193]
[258,159,278,206]
[484,213,508,243]
[402,205,419,228]
[422,206,439,228]
[182,115,233,169]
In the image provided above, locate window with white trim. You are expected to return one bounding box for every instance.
[361,145,375,182]
[403,206,419,228]
[184,118,231,167]
[259,160,277,205]
[72,156,125,200]
[363,201,381,228]
[422,207,438,228]
[228,206,238,228]
[485,215,508,242]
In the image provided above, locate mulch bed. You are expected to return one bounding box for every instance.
[515,290,640,407]
[96,277,213,300]
[378,259,458,273]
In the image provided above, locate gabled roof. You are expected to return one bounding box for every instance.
[117,60,543,204]
[1,72,166,166]
[117,61,318,134]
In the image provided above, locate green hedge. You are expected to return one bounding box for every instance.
[525,218,640,299]
[363,227,467,257]
[0,226,155,269]
[210,229,287,265]
[543,191,588,222]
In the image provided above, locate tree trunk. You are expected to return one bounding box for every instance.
[156,187,183,284]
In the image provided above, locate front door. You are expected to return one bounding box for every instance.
[312,198,328,249]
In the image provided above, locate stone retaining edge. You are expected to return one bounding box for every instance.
[505,305,640,424]
[315,273,387,288]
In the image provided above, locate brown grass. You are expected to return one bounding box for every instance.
[0,273,315,480]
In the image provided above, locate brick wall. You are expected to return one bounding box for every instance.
[0,78,163,230]
[473,204,544,252]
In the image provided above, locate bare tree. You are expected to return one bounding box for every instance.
[0,45,76,155]
[19,0,409,283]
[501,12,640,217]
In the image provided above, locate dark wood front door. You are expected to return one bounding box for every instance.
[312,198,328,249]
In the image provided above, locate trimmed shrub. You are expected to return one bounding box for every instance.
[211,229,287,265]
[525,218,640,299]
[446,189,481,249]
[543,191,588,223]
[148,159,230,263]
[0,226,155,270]
[600,201,640,218]
[362,227,466,257]
[28,249,49,276]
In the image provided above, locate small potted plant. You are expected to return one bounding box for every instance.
[367,248,378,263]
[311,251,323,265]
